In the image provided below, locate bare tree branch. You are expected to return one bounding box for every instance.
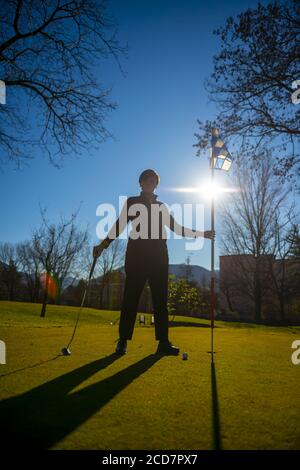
[0,0,126,167]
[194,1,300,185]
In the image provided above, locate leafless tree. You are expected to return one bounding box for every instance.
[0,242,22,300]
[16,240,41,302]
[0,0,125,167]
[219,265,235,313]
[265,211,298,322]
[92,238,126,309]
[287,224,300,295]
[220,152,293,322]
[32,208,88,316]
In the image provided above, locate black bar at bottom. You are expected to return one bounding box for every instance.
[3,450,300,467]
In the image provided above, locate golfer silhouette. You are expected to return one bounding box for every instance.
[93,169,214,355]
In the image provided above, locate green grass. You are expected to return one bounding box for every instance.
[0,301,300,450]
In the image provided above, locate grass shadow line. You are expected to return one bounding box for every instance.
[211,361,222,450]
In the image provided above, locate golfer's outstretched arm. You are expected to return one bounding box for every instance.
[169,214,204,238]
[162,204,213,239]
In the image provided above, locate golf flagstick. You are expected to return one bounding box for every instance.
[207,127,233,361]
[62,255,98,355]
[210,149,216,363]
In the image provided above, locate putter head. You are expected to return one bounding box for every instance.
[61,347,71,356]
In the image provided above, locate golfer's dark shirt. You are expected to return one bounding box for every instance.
[104,191,198,250]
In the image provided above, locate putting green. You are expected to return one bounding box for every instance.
[0,301,299,450]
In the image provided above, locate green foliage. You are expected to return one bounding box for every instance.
[168,276,200,316]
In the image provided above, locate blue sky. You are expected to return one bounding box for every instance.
[0,0,263,270]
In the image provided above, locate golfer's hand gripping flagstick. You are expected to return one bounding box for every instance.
[61,248,103,356]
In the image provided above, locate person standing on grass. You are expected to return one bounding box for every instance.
[93,169,215,355]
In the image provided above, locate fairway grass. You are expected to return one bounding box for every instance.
[0,301,299,450]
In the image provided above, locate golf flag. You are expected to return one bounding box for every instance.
[208,127,232,360]
[211,127,232,171]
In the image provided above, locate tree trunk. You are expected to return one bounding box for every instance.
[225,288,234,312]
[99,282,105,309]
[55,283,62,305]
[40,273,50,317]
[9,281,14,301]
[254,280,262,323]
[8,267,16,300]
[279,296,285,324]
[34,275,40,303]
[107,278,111,310]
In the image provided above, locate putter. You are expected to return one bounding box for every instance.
[61,255,98,356]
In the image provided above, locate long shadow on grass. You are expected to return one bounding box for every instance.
[211,361,222,450]
[0,353,161,449]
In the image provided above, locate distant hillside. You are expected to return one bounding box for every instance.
[65,263,219,288]
[169,264,219,288]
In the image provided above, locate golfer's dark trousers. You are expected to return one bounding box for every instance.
[119,239,169,342]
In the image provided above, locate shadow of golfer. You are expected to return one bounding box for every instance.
[211,361,222,450]
[0,353,161,449]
